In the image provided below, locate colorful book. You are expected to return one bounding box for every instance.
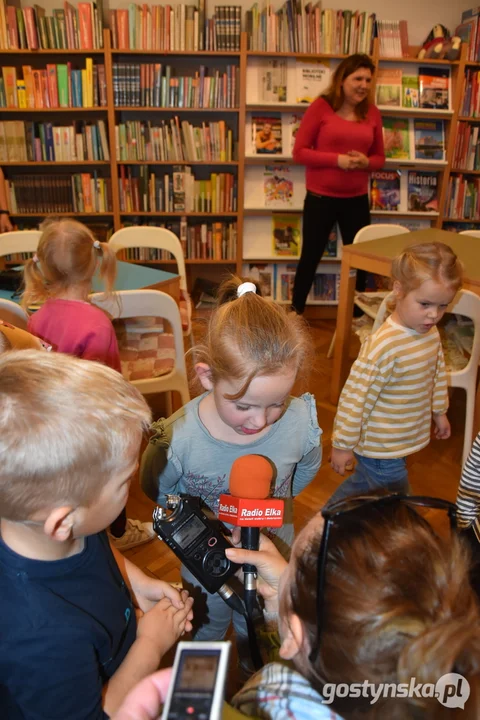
[414,119,445,161]
[278,263,297,302]
[295,58,331,103]
[272,213,301,256]
[286,113,302,154]
[418,66,450,110]
[383,117,410,160]
[370,170,401,211]
[263,165,293,208]
[375,68,402,107]
[252,114,282,154]
[243,262,275,300]
[402,75,419,108]
[258,59,287,103]
[407,171,438,212]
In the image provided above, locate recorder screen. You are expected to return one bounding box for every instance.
[176,649,220,692]
[172,515,206,549]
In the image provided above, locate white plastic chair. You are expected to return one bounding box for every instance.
[0,298,29,329]
[90,289,190,407]
[459,230,480,238]
[373,290,480,467]
[108,227,193,343]
[0,230,41,259]
[327,224,410,358]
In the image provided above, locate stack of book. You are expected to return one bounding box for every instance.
[461,69,480,117]
[455,7,480,63]
[0,1,104,50]
[112,63,239,108]
[446,175,480,220]
[376,19,409,58]
[453,122,480,170]
[0,61,107,109]
[5,173,112,214]
[115,118,235,162]
[0,119,110,162]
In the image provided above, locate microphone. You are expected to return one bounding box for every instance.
[218,455,284,615]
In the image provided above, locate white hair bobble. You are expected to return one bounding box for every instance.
[32,254,40,264]
[237,282,257,298]
[93,240,101,249]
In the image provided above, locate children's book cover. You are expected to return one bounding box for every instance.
[286,113,302,154]
[278,264,297,302]
[324,224,338,257]
[383,117,410,159]
[370,170,401,211]
[252,114,282,154]
[408,171,438,212]
[414,119,445,160]
[258,59,287,103]
[295,59,331,103]
[375,68,402,107]
[402,75,419,108]
[263,165,294,208]
[272,213,301,256]
[418,66,450,110]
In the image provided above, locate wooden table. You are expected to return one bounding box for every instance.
[331,227,480,404]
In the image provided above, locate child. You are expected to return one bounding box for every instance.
[330,241,463,500]
[23,218,153,550]
[140,276,322,650]
[0,350,194,720]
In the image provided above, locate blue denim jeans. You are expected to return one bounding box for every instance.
[326,453,410,507]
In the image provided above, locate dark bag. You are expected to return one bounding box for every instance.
[0,269,23,292]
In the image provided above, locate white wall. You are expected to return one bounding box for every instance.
[32,0,476,47]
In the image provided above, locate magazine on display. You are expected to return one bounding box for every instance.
[251,114,283,154]
[418,66,450,110]
[243,263,275,300]
[402,75,419,108]
[370,170,401,211]
[295,58,331,103]
[383,117,410,159]
[375,68,402,106]
[286,113,302,154]
[414,119,445,161]
[263,165,294,208]
[258,59,287,103]
[272,213,301,256]
[278,263,297,302]
[407,171,439,212]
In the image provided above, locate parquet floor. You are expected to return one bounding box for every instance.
[124,315,466,575]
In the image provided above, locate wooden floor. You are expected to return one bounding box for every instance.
[124,315,466,576]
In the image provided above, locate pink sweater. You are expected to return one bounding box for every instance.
[28,298,121,372]
[293,97,385,198]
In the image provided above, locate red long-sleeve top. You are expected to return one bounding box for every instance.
[293,97,385,198]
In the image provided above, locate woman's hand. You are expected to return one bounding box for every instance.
[337,154,359,171]
[347,150,369,169]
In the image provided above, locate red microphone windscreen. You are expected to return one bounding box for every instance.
[229,455,273,499]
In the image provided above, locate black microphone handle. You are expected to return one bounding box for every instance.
[241,526,260,572]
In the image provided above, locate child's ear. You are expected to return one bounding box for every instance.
[43,506,75,542]
[393,280,404,298]
[195,362,214,391]
[279,612,304,661]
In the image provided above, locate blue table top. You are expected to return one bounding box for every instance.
[1,261,178,304]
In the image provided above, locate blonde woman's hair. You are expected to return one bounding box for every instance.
[392,241,463,295]
[291,501,480,719]
[21,218,117,310]
[193,275,313,398]
[0,350,151,521]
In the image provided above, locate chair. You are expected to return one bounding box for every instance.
[108,227,193,344]
[327,224,410,358]
[90,289,190,408]
[0,298,29,329]
[373,290,480,467]
[459,230,480,238]
[0,230,41,259]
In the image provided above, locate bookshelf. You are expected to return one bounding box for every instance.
[0,10,469,312]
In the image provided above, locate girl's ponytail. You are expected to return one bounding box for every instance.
[22,255,48,311]
[97,240,117,294]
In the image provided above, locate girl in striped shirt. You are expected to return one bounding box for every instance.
[329,242,463,501]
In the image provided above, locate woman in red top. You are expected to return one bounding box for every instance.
[292,54,385,313]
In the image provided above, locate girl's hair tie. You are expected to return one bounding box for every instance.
[32,254,40,264]
[237,282,257,298]
[93,240,101,250]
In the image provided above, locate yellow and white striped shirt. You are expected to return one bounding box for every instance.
[332,316,448,458]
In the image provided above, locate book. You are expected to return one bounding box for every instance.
[382,117,410,160]
[402,75,419,108]
[258,59,287,103]
[243,262,275,300]
[295,59,331,103]
[375,68,402,107]
[286,113,302,154]
[370,170,401,211]
[407,171,438,212]
[252,114,282,155]
[272,214,301,256]
[414,119,445,161]
[263,165,294,208]
[325,225,339,258]
[278,263,297,302]
[418,66,450,110]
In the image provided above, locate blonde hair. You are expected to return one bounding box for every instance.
[21,218,117,310]
[392,241,463,296]
[193,275,313,398]
[292,502,480,718]
[0,350,151,521]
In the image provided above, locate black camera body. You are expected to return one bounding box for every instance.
[153,495,240,594]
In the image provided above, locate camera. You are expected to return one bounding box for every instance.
[153,495,240,594]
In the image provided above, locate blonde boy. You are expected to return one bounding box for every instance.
[0,351,193,720]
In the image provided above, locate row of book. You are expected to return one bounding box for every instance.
[455,7,480,63]
[1,62,106,109]
[0,1,104,50]
[115,118,235,162]
[245,3,375,55]
[0,119,109,163]
[376,19,409,58]
[370,170,438,213]
[118,166,237,213]
[453,122,480,171]
[244,261,339,304]
[461,69,480,118]
[375,67,450,110]
[112,63,239,109]
[446,174,480,220]
[120,219,237,260]
[110,4,241,52]
[383,118,445,162]
[5,174,112,214]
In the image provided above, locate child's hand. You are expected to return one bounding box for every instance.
[131,575,186,614]
[433,413,451,440]
[137,593,194,658]
[330,447,355,475]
